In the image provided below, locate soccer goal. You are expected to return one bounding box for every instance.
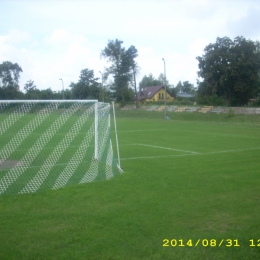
[0,100,122,196]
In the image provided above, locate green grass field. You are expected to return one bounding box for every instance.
[0,105,120,195]
[1,110,260,259]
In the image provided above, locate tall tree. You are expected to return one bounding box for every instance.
[70,68,100,99]
[139,73,169,90]
[168,80,195,97]
[175,81,183,93]
[39,88,54,100]
[24,80,41,99]
[101,39,138,102]
[139,73,160,89]
[182,81,195,94]
[157,73,168,86]
[24,80,36,93]
[0,61,23,99]
[197,36,260,106]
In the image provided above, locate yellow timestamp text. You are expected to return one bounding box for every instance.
[163,239,260,247]
[163,239,240,247]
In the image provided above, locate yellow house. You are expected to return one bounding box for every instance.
[135,86,174,103]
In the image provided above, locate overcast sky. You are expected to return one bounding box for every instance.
[0,0,260,92]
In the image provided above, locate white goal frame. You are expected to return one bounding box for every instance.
[0,99,122,195]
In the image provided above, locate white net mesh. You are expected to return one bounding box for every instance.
[0,100,121,195]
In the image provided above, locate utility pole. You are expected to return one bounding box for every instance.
[162,58,167,119]
[59,78,65,109]
[133,65,138,109]
[59,78,64,100]
[99,71,104,102]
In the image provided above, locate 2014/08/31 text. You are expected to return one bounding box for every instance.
[163,239,260,247]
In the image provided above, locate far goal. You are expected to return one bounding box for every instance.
[0,100,122,196]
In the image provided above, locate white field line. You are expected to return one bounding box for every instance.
[136,144,200,154]
[121,154,197,160]
[111,128,167,133]
[121,145,260,160]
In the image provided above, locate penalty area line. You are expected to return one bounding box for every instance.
[111,128,167,133]
[136,143,200,154]
[121,146,260,161]
[121,153,197,160]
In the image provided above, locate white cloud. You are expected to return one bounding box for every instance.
[1,0,259,93]
[45,29,87,45]
[162,52,197,86]
[188,38,209,57]
[0,30,31,67]
[136,39,208,87]
[45,29,71,45]
[0,29,30,45]
[136,46,162,82]
[228,7,260,39]
[0,28,105,91]
[0,31,34,89]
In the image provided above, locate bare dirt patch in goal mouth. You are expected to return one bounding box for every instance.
[0,160,23,170]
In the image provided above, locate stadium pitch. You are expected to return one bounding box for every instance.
[1,111,260,260]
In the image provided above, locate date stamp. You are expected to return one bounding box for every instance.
[249,239,260,247]
[162,239,260,247]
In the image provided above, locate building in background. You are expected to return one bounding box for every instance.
[135,86,174,103]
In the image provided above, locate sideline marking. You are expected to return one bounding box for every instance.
[121,146,260,160]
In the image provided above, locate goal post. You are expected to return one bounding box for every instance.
[0,100,122,196]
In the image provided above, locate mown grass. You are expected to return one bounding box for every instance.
[1,110,260,259]
[0,111,117,194]
[116,109,260,124]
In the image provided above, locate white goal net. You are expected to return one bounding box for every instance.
[0,100,122,195]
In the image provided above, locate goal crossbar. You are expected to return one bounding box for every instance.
[0,100,98,103]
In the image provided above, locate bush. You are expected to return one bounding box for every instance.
[197,94,225,106]
[180,99,194,106]
[248,99,260,107]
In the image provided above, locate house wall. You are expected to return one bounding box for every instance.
[147,89,174,102]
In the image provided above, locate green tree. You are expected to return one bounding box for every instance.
[182,81,195,94]
[39,88,54,99]
[70,69,100,99]
[171,81,195,96]
[24,80,41,99]
[0,61,23,99]
[157,73,169,86]
[24,80,36,92]
[197,36,260,106]
[138,73,161,90]
[139,73,170,90]
[175,81,183,93]
[101,39,138,102]
[63,89,72,99]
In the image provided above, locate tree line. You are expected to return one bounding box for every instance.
[1,36,259,106]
